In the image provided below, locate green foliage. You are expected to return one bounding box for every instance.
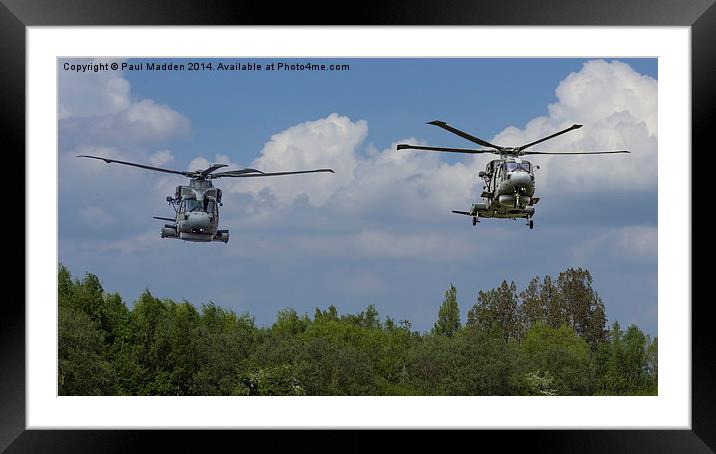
[273,308,309,335]
[241,364,306,396]
[555,268,607,350]
[467,281,520,341]
[57,264,657,396]
[593,322,657,395]
[433,283,461,337]
[524,371,558,396]
[519,277,545,330]
[646,336,658,388]
[521,323,592,395]
[59,306,116,395]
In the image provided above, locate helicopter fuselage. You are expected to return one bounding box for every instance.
[159,178,230,243]
[468,158,539,221]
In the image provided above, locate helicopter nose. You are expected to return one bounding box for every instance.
[510,171,532,188]
[185,211,211,229]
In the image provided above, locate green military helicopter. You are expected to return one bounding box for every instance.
[78,155,334,243]
[397,120,629,229]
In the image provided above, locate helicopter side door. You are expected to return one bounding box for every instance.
[493,163,504,192]
[204,198,219,227]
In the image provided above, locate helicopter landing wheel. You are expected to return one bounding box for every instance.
[472,216,477,226]
[529,219,534,230]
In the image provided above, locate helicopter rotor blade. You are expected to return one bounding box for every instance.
[77,155,190,176]
[199,163,229,177]
[397,144,495,154]
[210,168,265,177]
[223,168,335,178]
[516,124,583,151]
[523,150,630,155]
[427,120,503,151]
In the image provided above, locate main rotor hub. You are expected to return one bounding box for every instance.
[500,147,521,156]
[189,178,214,188]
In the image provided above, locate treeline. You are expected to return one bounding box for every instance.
[58,265,657,396]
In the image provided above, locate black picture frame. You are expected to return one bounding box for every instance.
[6,0,710,451]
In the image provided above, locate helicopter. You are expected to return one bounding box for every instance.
[397,120,629,229]
[77,155,334,243]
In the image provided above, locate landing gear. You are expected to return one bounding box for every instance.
[472,212,480,226]
[528,219,534,230]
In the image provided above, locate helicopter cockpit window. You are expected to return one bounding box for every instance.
[184,199,203,212]
[204,199,217,214]
[506,162,531,172]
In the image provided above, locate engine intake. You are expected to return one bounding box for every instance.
[213,230,229,243]
[161,225,178,238]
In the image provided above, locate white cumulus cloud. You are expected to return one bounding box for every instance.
[490,60,657,193]
[224,113,366,206]
[188,157,211,171]
[59,58,131,119]
[59,58,190,147]
[149,150,174,167]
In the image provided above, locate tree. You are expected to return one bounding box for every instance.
[59,307,116,395]
[58,264,74,307]
[515,274,564,332]
[408,328,522,395]
[76,272,105,323]
[519,276,545,331]
[556,268,607,349]
[294,334,376,395]
[406,334,453,395]
[239,364,306,396]
[376,317,417,395]
[645,336,658,393]
[521,323,592,395]
[524,371,558,396]
[594,321,625,394]
[314,305,338,322]
[189,303,256,395]
[273,308,309,335]
[542,275,564,329]
[467,281,520,340]
[622,325,649,390]
[342,304,381,329]
[57,263,655,397]
[433,283,460,337]
[450,327,523,395]
[594,322,655,395]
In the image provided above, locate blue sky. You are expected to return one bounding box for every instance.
[58,58,658,335]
